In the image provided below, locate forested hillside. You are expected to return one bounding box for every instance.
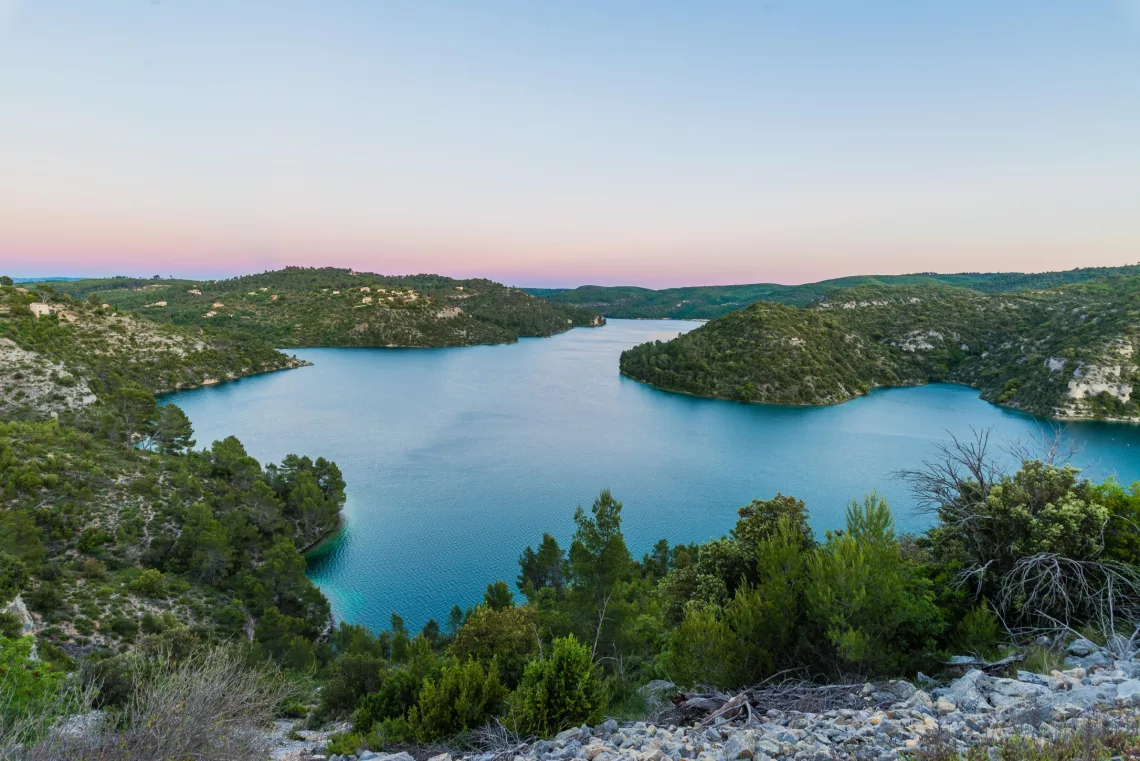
[619,276,1140,421]
[48,267,604,349]
[0,276,341,671]
[534,263,1140,319]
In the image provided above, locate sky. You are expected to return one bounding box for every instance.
[1,1,1139,288]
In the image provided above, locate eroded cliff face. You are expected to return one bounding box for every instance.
[1054,339,1138,421]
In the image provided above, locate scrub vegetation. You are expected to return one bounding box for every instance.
[43,266,605,349]
[532,263,1140,319]
[619,276,1140,421]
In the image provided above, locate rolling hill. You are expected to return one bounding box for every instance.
[532,264,1140,319]
[46,267,605,349]
[619,275,1140,421]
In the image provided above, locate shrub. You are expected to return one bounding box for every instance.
[318,652,386,719]
[509,635,601,738]
[0,636,67,741]
[804,494,943,676]
[0,552,29,606]
[410,657,507,741]
[129,569,167,598]
[17,648,297,761]
[452,604,539,688]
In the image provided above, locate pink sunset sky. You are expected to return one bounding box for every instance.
[2,2,1139,288]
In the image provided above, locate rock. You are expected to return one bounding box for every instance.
[886,680,916,701]
[599,719,619,736]
[935,697,957,715]
[722,731,757,759]
[1065,652,1112,671]
[554,740,582,759]
[1017,670,1050,686]
[556,727,585,744]
[381,753,416,761]
[427,755,453,761]
[1066,638,1098,657]
[941,669,992,712]
[1117,679,1140,706]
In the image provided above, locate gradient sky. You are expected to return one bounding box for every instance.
[2,1,1139,287]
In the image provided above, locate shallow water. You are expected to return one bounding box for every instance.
[163,319,1140,631]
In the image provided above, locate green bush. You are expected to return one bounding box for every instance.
[804,494,943,676]
[509,635,601,738]
[0,637,69,742]
[0,552,28,606]
[410,657,506,741]
[129,568,167,598]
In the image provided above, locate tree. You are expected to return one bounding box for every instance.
[175,503,233,585]
[518,533,565,596]
[0,552,28,606]
[805,494,942,676]
[0,511,44,566]
[567,490,634,658]
[484,580,513,611]
[452,604,539,688]
[732,493,813,551]
[509,635,601,737]
[108,383,158,447]
[447,604,465,635]
[150,403,196,454]
[0,276,12,287]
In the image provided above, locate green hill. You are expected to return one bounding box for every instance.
[619,275,1140,421]
[0,278,339,662]
[48,267,604,349]
[0,283,304,420]
[533,264,1140,319]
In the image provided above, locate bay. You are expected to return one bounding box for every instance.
[162,319,1140,631]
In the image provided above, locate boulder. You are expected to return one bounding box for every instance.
[1117,679,1140,707]
[1066,638,1098,657]
[940,669,992,712]
[1016,671,1050,687]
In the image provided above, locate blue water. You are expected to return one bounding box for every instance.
[162,319,1140,632]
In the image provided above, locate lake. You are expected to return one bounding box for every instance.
[163,319,1140,632]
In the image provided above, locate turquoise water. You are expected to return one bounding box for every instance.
[162,319,1140,632]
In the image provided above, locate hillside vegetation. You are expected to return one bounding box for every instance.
[0,283,304,420]
[0,278,340,673]
[50,267,604,348]
[4,277,1140,760]
[533,263,1140,319]
[619,276,1140,421]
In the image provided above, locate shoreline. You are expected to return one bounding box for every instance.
[301,517,346,557]
[618,371,1140,425]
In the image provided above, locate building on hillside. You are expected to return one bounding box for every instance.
[29,303,53,318]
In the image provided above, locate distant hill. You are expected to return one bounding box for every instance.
[0,281,302,419]
[531,264,1140,319]
[619,275,1140,422]
[41,267,604,349]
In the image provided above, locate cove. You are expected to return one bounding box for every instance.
[162,319,1140,632]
